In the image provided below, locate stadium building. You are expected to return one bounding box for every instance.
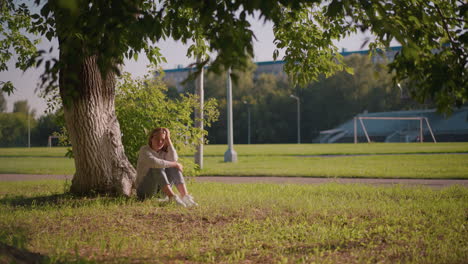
[316,107,468,143]
[161,46,402,92]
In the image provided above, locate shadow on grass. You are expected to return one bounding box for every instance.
[1,233,187,264]
[0,242,98,264]
[0,193,69,207]
[0,193,136,209]
[0,224,173,264]
[0,227,54,264]
[0,241,51,264]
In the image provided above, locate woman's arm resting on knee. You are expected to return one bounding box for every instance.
[168,161,183,172]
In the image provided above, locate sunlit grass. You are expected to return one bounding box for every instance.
[186,142,468,156]
[1,142,467,158]
[1,144,467,178]
[0,147,69,157]
[201,154,468,179]
[1,154,467,179]
[0,157,75,175]
[0,180,466,263]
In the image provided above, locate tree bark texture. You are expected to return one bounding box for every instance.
[60,55,135,196]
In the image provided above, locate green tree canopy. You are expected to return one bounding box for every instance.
[0,113,30,147]
[12,100,34,117]
[0,0,466,195]
[31,111,61,146]
[2,0,465,111]
[201,54,428,144]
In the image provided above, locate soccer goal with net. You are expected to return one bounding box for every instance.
[353,116,437,143]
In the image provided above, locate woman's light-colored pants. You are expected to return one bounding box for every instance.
[136,168,185,199]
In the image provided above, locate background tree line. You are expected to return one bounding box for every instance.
[168,54,432,144]
[0,52,437,148]
[0,94,61,147]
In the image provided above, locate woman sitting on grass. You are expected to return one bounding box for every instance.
[135,127,198,207]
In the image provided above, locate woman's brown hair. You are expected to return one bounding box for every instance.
[148,127,168,152]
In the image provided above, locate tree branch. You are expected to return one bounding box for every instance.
[434,3,463,56]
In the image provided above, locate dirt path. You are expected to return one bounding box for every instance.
[1,174,467,188]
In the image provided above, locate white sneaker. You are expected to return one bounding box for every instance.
[170,195,187,207]
[157,196,169,202]
[182,194,199,207]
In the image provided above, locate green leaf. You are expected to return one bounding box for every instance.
[1,81,15,95]
[45,31,53,41]
[273,49,279,61]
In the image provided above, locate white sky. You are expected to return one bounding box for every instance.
[1,19,376,116]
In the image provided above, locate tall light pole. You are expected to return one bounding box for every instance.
[194,57,204,168]
[243,101,251,144]
[27,110,31,148]
[290,94,300,144]
[224,68,237,162]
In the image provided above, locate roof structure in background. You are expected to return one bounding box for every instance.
[317,107,468,143]
[161,46,403,91]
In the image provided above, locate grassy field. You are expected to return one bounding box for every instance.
[1,143,467,178]
[201,154,468,179]
[0,157,75,175]
[1,142,468,157]
[189,142,468,156]
[0,180,467,263]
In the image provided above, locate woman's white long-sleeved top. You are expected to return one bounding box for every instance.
[135,144,178,186]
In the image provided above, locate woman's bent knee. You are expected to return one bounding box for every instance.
[166,167,185,185]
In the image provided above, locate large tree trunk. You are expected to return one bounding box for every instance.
[60,55,135,196]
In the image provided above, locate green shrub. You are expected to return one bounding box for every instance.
[115,71,219,176]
